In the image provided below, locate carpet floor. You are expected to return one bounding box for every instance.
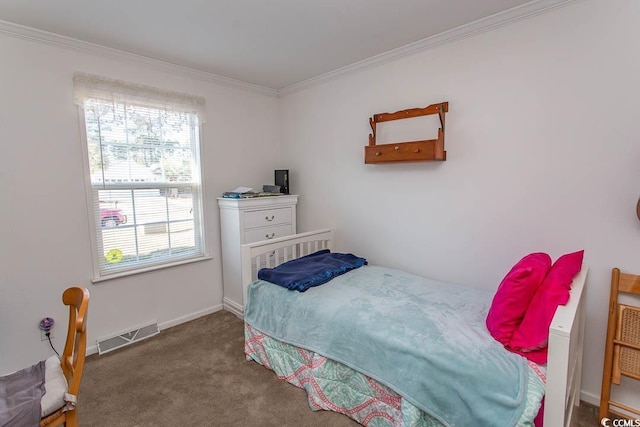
[79,310,599,426]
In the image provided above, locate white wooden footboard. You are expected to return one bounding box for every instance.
[545,266,588,427]
[240,228,335,309]
[240,229,588,427]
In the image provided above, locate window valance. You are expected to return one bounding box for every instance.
[73,73,207,123]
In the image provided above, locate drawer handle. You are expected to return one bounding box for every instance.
[265,215,275,221]
[265,233,276,239]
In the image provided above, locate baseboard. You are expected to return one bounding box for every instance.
[223,297,244,318]
[86,304,224,356]
[158,305,224,330]
[580,390,600,407]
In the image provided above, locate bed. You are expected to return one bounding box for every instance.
[239,228,587,427]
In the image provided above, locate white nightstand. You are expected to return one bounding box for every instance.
[218,195,298,316]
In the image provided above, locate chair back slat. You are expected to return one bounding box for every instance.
[618,272,640,294]
[60,287,89,395]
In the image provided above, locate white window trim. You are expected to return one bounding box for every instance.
[90,255,212,283]
[75,75,209,281]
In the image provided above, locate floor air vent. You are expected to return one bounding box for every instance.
[97,321,160,355]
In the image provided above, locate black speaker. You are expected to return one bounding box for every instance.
[275,170,289,194]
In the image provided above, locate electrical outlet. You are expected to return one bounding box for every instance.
[39,317,55,341]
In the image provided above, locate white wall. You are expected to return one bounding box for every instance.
[0,33,279,373]
[279,0,640,404]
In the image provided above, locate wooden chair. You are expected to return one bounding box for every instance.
[40,287,90,427]
[600,268,640,420]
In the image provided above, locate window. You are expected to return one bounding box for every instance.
[73,73,207,280]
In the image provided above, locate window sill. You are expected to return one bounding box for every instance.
[91,255,212,284]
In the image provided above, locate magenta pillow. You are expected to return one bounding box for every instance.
[508,250,584,363]
[486,253,552,345]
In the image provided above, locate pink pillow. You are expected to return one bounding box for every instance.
[486,253,552,345]
[508,250,584,363]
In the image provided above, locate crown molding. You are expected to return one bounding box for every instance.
[0,19,278,97]
[278,0,582,97]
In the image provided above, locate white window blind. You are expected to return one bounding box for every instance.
[74,73,207,279]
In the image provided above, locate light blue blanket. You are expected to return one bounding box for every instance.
[245,265,530,427]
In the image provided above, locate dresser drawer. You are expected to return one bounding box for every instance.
[244,207,292,229]
[244,224,293,244]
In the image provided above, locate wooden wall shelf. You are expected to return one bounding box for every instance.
[365,102,448,164]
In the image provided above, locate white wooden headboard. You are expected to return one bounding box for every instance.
[545,265,588,427]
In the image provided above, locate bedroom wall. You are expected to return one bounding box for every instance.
[278,0,640,405]
[0,32,279,374]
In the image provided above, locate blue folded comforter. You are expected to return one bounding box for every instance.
[257,249,367,291]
